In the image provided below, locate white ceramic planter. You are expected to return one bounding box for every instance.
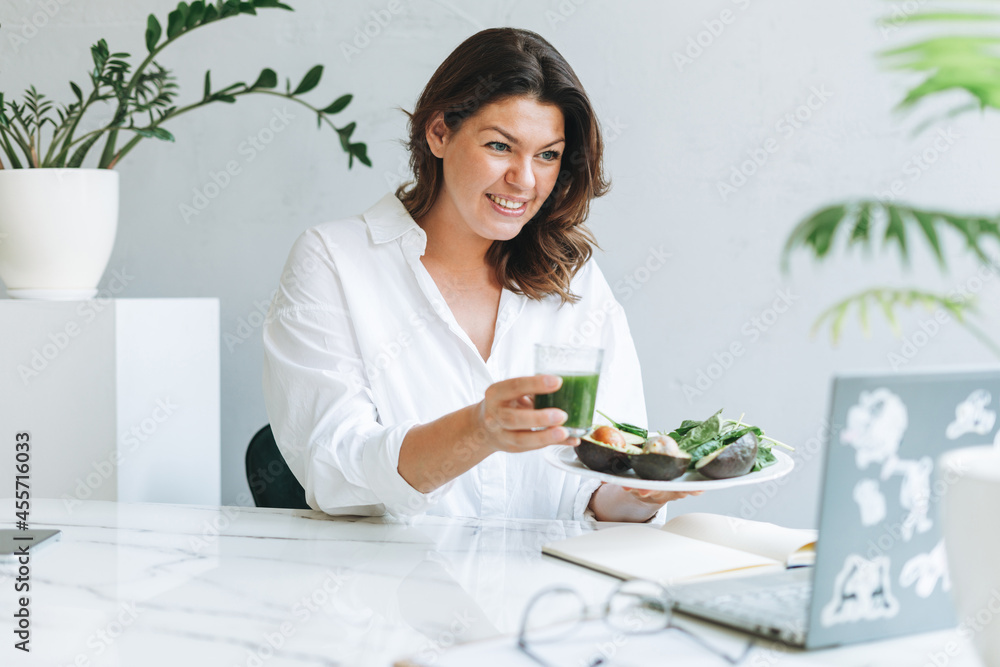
[0,168,119,300]
[939,445,1000,667]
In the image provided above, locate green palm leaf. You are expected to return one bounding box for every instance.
[783,201,1000,268]
[882,12,1000,115]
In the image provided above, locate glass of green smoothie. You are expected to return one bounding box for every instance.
[534,344,604,437]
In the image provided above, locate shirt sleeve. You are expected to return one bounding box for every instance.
[261,228,453,518]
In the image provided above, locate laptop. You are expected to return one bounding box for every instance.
[668,368,1000,649]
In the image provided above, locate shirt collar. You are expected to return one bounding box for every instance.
[362,192,425,245]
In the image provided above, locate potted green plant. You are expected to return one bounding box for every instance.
[0,0,369,299]
[782,7,1000,358]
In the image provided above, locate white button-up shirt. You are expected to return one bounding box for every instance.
[262,192,647,521]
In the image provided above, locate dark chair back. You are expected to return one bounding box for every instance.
[245,425,310,509]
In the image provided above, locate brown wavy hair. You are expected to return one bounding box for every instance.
[395,27,610,304]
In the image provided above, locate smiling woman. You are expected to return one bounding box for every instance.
[262,28,696,524]
[397,28,612,305]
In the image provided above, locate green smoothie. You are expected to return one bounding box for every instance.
[535,372,601,435]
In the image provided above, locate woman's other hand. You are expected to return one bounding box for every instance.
[621,487,704,505]
[588,484,703,523]
[477,374,580,453]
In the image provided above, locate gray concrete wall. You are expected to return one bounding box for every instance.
[3,0,998,527]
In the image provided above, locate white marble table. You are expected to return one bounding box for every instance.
[0,500,982,666]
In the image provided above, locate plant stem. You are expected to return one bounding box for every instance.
[0,127,23,168]
[44,105,82,165]
[109,88,352,167]
[62,125,115,153]
[762,436,794,451]
[5,122,35,167]
[98,12,242,169]
[55,87,109,167]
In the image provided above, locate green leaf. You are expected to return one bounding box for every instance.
[877,291,900,336]
[687,437,725,464]
[67,133,103,168]
[808,205,847,258]
[895,12,1000,24]
[594,410,648,439]
[166,7,186,39]
[349,142,371,167]
[91,39,109,71]
[293,65,323,95]
[70,81,84,103]
[254,0,294,10]
[337,121,356,151]
[667,419,703,441]
[321,94,352,114]
[752,445,777,472]
[214,94,237,103]
[830,302,849,344]
[911,209,946,268]
[187,1,206,27]
[203,70,211,100]
[941,213,994,263]
[151,127,174,141]
[882,35,1000,114]
[677,410,723,452]
[203,4,218,21]
[239,1,257,15]
[849,203,871,245]
[885,206,909,263]
[145,14,162,52]
[250,68,278,89]
[781,204,847,270]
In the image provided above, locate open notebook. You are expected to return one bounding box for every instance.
[543,513,816,585]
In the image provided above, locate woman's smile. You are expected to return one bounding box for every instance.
[486,192,530,216]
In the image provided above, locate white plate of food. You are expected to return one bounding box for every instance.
[545,445,795,491]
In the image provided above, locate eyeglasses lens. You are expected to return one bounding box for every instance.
[606,580,672,634]
[521,588,587,644]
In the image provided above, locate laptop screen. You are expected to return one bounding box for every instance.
[806,368,1000,649]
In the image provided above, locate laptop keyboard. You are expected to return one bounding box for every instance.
[669,570,812,642]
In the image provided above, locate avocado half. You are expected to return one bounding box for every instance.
[629,434,691,481]
[575,426,643,474]
[694,431,759,479]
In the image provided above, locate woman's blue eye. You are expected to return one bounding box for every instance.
[487,142,559,161]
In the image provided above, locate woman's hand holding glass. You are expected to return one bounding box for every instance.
[477,374,581,453]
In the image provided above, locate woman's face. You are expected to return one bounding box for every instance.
[426,95,565,243]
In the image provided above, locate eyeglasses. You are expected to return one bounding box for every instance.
[516,579,753,667]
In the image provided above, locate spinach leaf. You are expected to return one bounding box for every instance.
[595,410,647,439]
[667,419,703,440]
[751,443,777,472]
[686,437,726,468]
[721,425,763,446]
[677,409,723,452]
